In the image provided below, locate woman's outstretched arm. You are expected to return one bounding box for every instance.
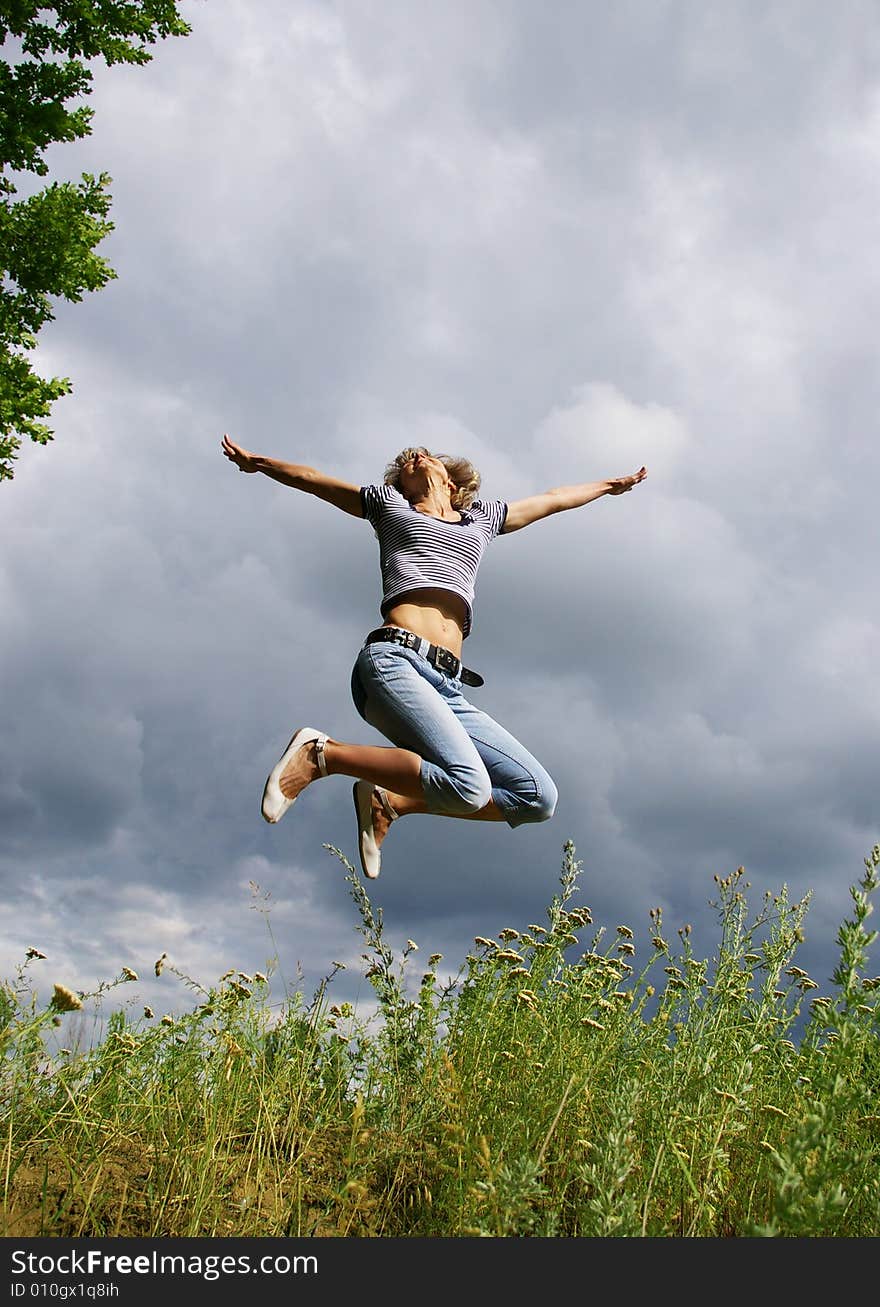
[221,434,363,517]
[502,466,647,533]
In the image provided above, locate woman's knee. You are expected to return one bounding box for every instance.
[536,778,559,822]
[509,776,558,826]
[450,765,494,814]
[428,760,493,815]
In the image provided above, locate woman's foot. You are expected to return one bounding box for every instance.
[352,781,398,878]
[262,728,328,823]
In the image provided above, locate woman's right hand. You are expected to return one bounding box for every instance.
[222,433,258,473]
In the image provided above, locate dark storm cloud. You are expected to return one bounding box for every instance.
[2,1,878,1017]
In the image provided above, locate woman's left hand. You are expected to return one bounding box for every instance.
[607,466,647,495]
[222,433,258,473]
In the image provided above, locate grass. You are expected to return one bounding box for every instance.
[2,840,879,1237]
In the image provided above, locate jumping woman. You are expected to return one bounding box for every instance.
[221,435,647,879]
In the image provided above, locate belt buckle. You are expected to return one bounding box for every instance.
[434,646,460,676]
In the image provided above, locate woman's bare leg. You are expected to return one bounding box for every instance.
[279,739,425,801]
[360,785,508,848]
[278,738,507,848]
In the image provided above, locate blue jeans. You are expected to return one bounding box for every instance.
[350,636,558,828]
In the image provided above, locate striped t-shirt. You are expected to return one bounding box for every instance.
[360,484,508,638]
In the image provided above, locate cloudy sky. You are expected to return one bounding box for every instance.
[3,0,879,1028]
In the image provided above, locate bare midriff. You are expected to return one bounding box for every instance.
[382,588,467,657]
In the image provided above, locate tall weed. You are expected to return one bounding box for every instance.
[2,841,877,1236]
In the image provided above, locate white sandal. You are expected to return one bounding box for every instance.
[261,727,328,824]
[352,781,397,879]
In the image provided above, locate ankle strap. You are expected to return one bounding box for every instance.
[375,786,398,820]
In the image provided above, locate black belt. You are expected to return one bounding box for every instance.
[364,627,484,687]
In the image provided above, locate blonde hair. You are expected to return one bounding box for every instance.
[383,446,481,510]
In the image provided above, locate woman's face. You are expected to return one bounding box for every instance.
[397,448,450,496]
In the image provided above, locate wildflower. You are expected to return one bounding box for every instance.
[473,936,496,950]
[121,967,138,982]
[405,940,418,952]
[580,1017,604,1030]
[238,972,253,984]
[160,1015,174,1026]
[516,991,538,1010]
[616,925,634,940]
[254,972,268,984]
[651,936,668,951]
[495,949,522,962]
[509,967,529,978]
[528,925,547,936]
[26,947,47,960]
[498,928,520,941]
[664,966,681,978]
[154,953,167,977]
[785,967,810,980]
[862,977,880,991]
[51,984,82,1012]
[764,1105,788,1117]
[144,1006,154,1019]
[797,978,819,992]
[617,942,636,956]
[645,985,655,998]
